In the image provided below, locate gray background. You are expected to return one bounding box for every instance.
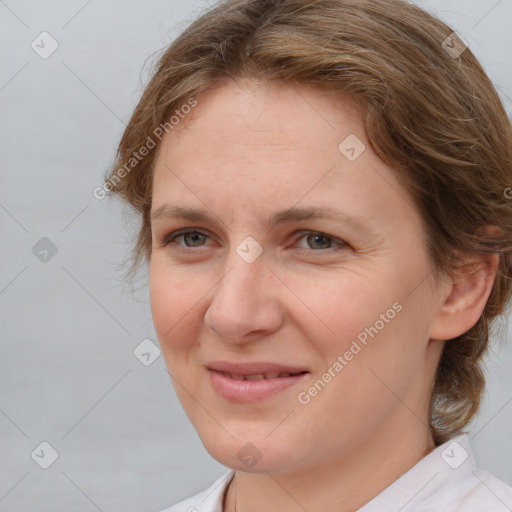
[1,0,511,510]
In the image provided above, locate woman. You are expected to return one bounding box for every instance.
[105,0,512,510]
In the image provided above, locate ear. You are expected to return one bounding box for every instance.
[428,248,500,342]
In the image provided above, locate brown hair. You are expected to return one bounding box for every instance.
[105,0,512,444]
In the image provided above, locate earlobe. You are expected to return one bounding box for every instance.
[428,252,499,341]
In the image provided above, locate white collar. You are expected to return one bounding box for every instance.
[166,433,512,511]
[359,432,476,510]
[190,470,234,512]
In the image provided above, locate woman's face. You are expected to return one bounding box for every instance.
[149,79,447,473]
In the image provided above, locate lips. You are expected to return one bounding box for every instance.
[206,361,310,402]
[218,370,306,381]
[207,360,309,377]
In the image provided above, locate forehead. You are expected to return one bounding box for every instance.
[162,79,366,149]
[151,79,416,229]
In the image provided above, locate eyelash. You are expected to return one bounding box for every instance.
[161,228,348,253]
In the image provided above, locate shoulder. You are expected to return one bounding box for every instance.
[158,471,235,512]
[360,434,512,511]
[440,466,512,511]
[421,437,512,511]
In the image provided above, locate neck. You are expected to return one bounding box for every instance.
[224,425,436,512]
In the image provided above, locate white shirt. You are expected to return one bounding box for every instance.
[160,434,512,511]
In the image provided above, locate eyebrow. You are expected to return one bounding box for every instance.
[150,204,374,234]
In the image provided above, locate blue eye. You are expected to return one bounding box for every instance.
[300,232,334,250]
[164,229,209,247]
[162,229,347,252]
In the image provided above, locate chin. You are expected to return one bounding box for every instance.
[200,431,305,474]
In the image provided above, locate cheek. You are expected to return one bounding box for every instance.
[300,276,430,421]
[291,271,395,352]
[149,261,205,349]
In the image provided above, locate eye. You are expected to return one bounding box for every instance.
[294,231,347,251]
[162,229,211,248]
[160,228,347,252]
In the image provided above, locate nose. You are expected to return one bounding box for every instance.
[204,252,283,343]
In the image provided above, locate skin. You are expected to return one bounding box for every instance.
[149,78,498,512]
